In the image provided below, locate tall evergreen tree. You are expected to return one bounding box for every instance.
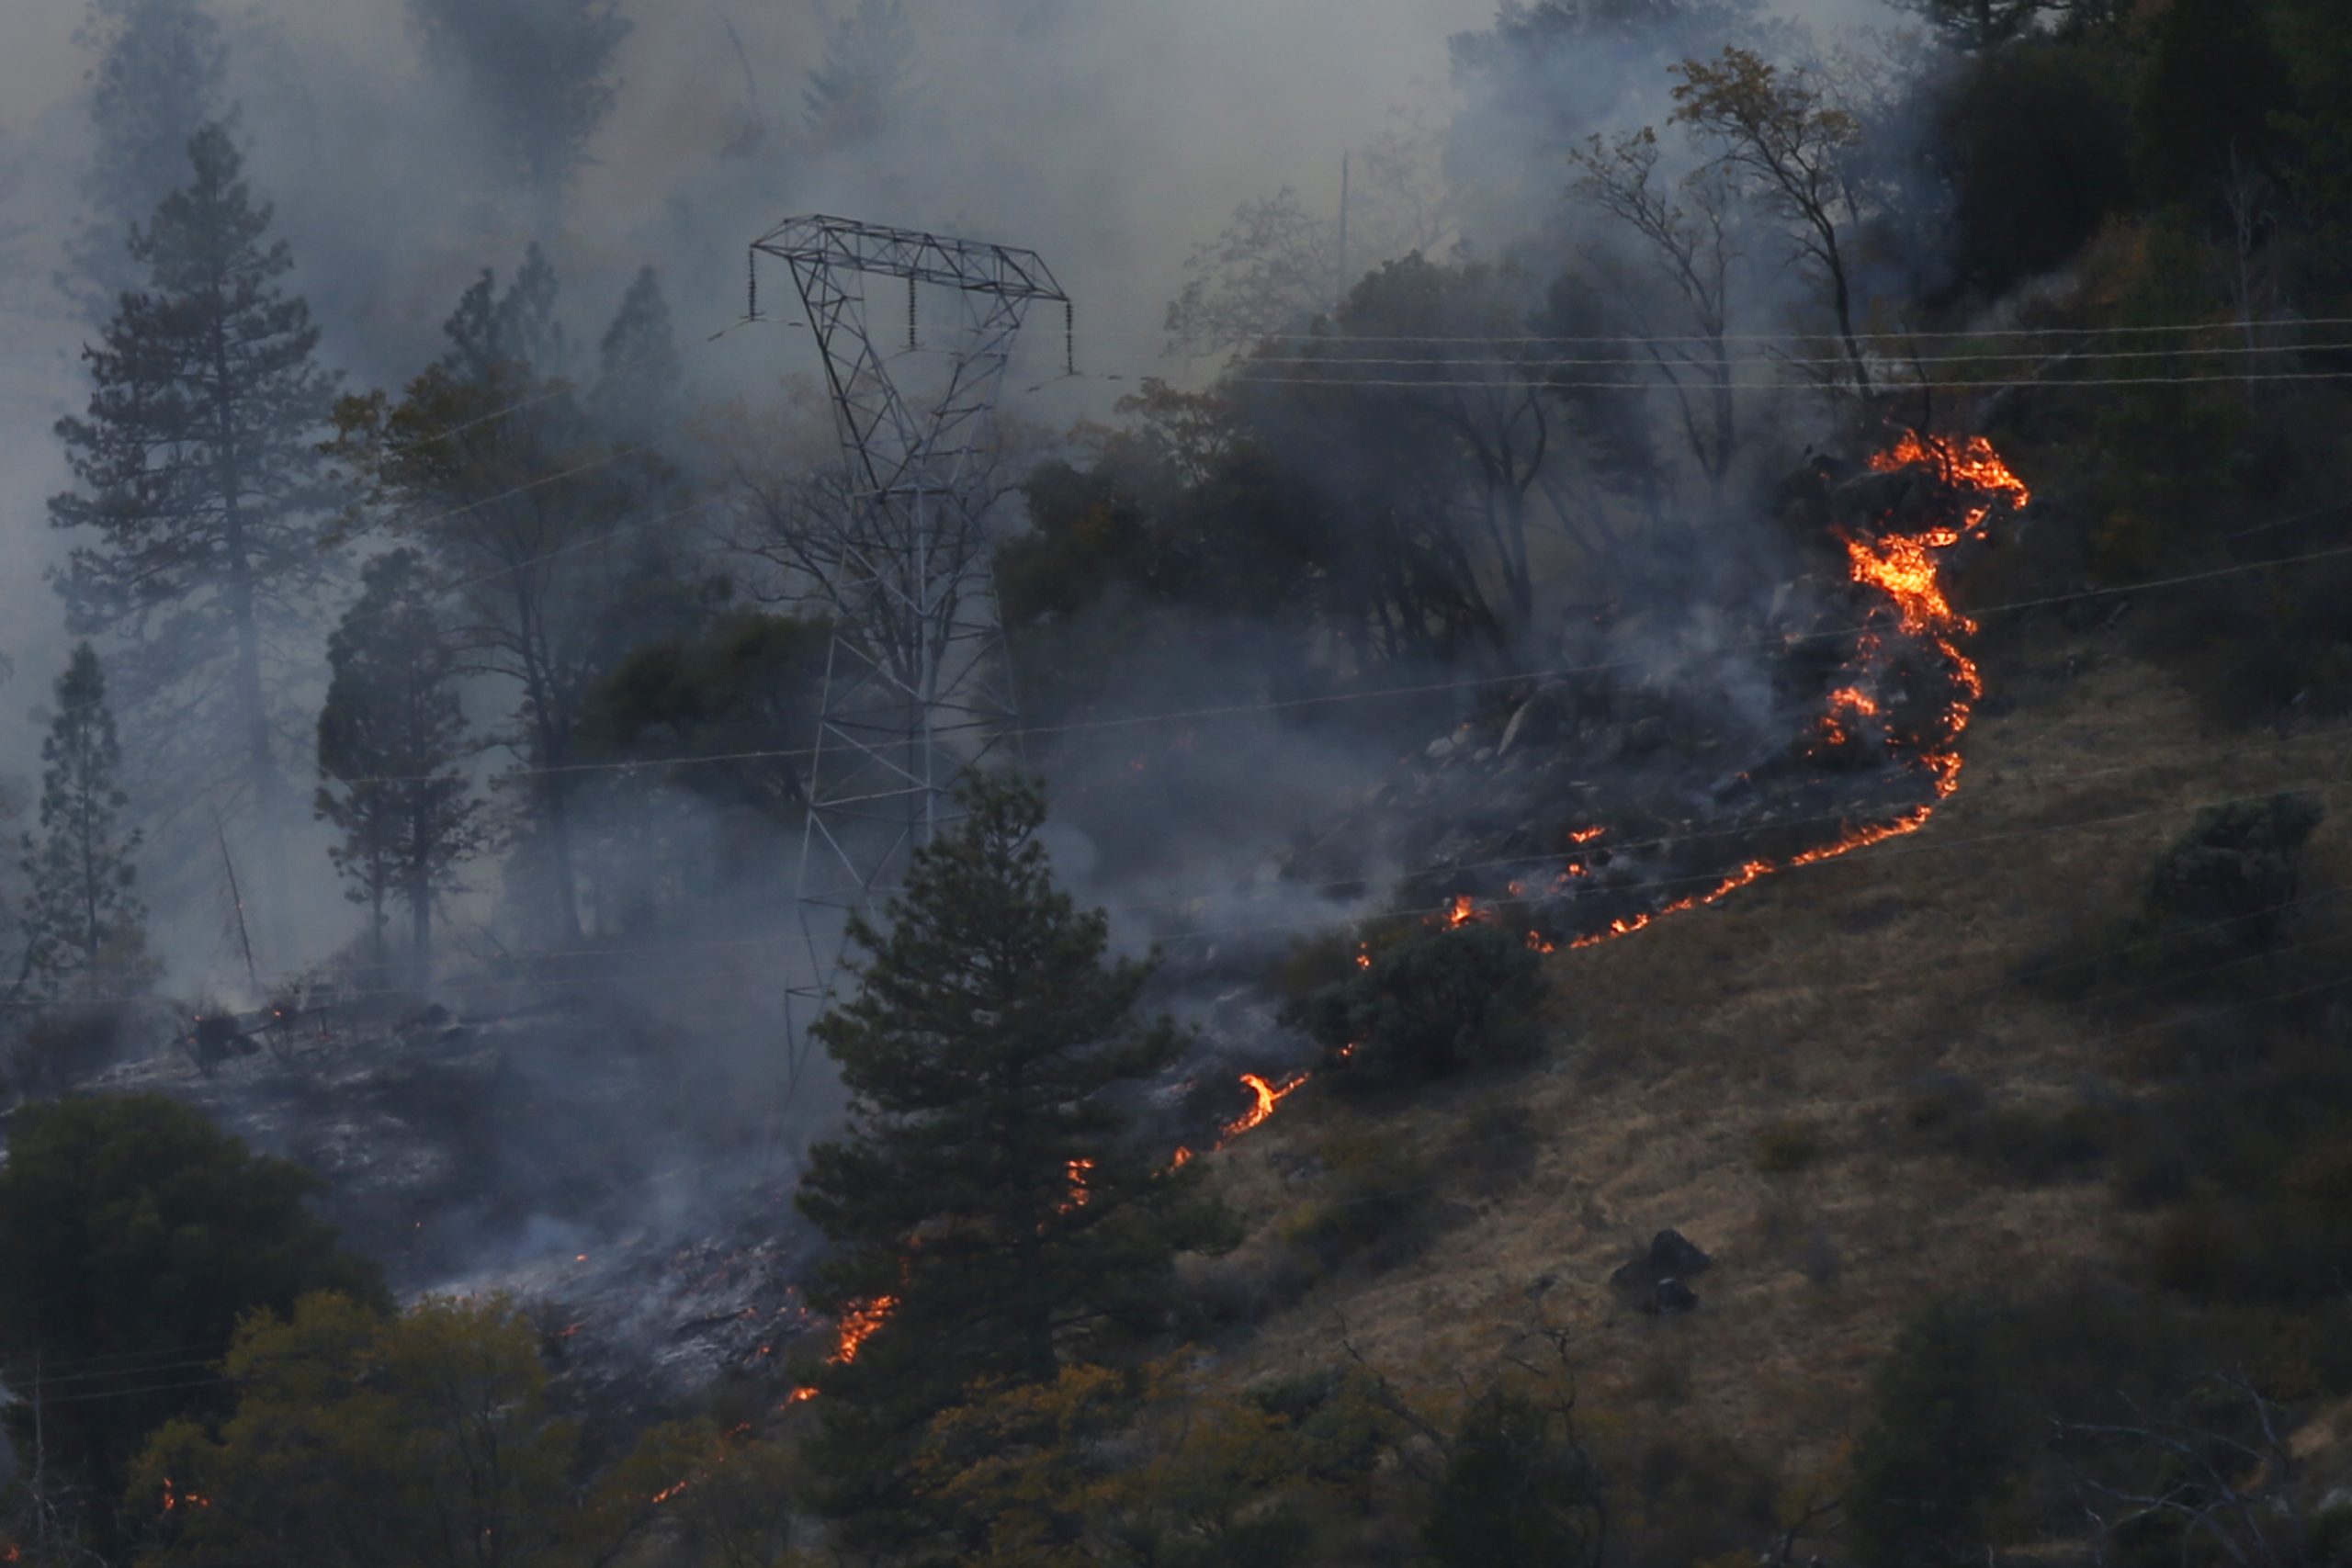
[315,549,485,987]
[803,0,914,147]
[588,265,683,443]
[16,645,151,1004]
[63,0,228,318]
[438,241,569,384]
[49,123,339,950]
[0,133,31,327]
[795,773,1230,1548]
[332,251,698,943]
[405,0,631,231]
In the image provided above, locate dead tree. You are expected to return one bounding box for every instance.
[2054,1374,2309,1568]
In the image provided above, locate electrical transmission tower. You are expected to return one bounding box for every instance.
[748,215,1069,1099]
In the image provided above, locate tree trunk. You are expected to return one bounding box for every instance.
[407,865,433,992]
[214,319,288,962]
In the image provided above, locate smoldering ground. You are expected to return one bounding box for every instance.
[0,0,1988,1380]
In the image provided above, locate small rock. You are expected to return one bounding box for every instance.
[1425,736,1457,761]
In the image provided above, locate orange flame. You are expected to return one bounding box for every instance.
[651,1423,758,1505]
[833,1296,897,1365]
[1222,1071,1308,1141]
[786,1292,903,1406]
[1562,432,2024,953]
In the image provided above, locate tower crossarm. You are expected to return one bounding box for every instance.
[752,215,1069,302]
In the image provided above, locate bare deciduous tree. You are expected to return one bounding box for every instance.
[2056,1374,2310,1568]
[1671,46,1871,397]
[1573,125,1744,500]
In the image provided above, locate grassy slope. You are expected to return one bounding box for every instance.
[1192,629,2352,1478]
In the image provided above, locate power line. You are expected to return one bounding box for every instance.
[273,494,2352,792]
[1199,367,2352,392]
[0,1357,225,1390]
[0,1339,244,1380]
[1069,314,2352,347]
[1058,337,2352,373]
[17,1376,235,1410]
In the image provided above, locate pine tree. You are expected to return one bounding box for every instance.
[438,241,569,384]
[588,265,683,443]
[316,549,485,988]
[803,0,914,147]
[17,645,151,1004]
[405,0,630,231]
[63,0,228,318]
[49,123,339,950]
[795,773,1231,1546]
[332,251,687,943]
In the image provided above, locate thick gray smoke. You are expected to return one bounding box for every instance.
[0,0,1943,1312]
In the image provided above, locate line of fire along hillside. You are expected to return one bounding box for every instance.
[770,431,2029,1424]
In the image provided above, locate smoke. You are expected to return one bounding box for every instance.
[0,0,1967,1312]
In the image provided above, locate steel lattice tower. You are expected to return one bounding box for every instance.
[749,216,1069,1100]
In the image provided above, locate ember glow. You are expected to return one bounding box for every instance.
[161,1478,211,1514]
[1062,1157,1096,1212]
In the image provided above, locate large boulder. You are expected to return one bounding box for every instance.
[1609,1229,1715,1313]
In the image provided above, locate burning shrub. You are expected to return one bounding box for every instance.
[2141,792,2324,970]
[1303,924,1544,1086]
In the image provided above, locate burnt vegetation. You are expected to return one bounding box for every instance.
[2,0,2352,1562]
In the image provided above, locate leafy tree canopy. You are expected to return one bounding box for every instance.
[0,1094,385,1534]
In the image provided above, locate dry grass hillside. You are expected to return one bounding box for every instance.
[1188,627,2352,1481]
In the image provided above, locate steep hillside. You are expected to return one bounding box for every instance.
[1192,631,2352,1483]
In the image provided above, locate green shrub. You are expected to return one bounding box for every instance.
[1423,1384,1605,1568]
[2140,793,2324,970]
[2,1004,131,1098]
[1911,1090,2112,1187]
[1846,1300,2022,1568]
[1273,1128,1440,1280]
